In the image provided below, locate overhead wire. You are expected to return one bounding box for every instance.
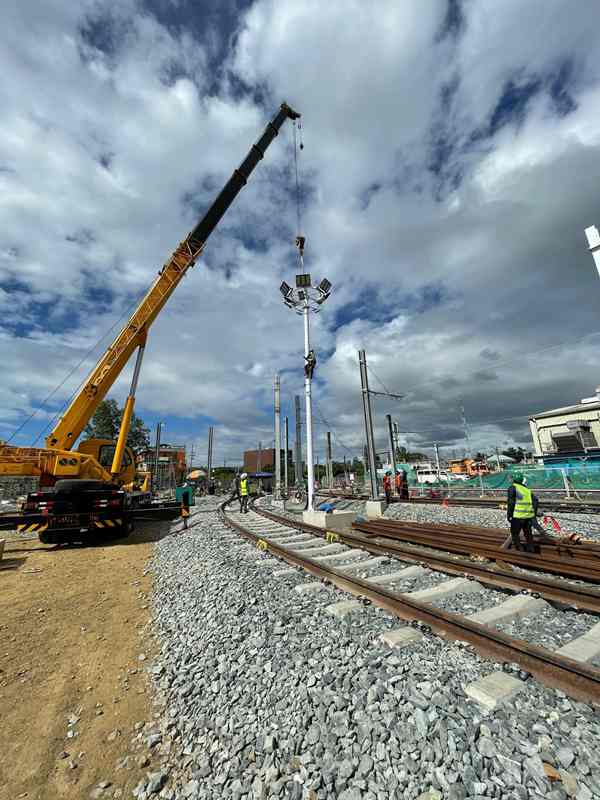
[365,362,394,396]
[313,399,361,459]
[292,121,302,236]
[29,292,146,446]
[6,292,144,445]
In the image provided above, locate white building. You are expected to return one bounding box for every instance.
[529,388,600,463]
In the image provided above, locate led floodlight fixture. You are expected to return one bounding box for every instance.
[296,273,311,288]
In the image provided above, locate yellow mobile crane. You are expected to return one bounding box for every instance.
[0,102,300,542]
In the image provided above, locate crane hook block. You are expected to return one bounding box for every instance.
[295,235,306,255]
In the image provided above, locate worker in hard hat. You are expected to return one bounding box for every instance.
[239,472,249,514]
[506,472,537,552]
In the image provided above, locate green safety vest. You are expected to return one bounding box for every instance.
[240,478,248,496]
[513,484,534,519]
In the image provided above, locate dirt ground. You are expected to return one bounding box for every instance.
[0,520,169,800]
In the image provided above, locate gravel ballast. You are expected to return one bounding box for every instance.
[136,501,600,800]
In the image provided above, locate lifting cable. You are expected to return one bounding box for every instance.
[292,119,305,261]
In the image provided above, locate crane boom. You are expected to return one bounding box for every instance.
[46,102,300,451]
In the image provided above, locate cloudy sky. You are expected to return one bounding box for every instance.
[2,0,600,466]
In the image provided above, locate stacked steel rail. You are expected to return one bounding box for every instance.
[351,518,600,583]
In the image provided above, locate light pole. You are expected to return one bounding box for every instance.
[274,374,281,500]
[280,257,332,512]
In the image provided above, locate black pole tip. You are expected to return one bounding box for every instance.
[281,101,301,120]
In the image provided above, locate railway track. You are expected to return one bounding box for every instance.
[220,498,600,706]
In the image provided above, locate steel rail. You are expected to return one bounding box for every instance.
[219,500,600,705]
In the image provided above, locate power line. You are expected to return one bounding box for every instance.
[7,291,145,445]
[313,399,358,458]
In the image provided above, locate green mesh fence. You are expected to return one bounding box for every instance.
[412,467,600,491]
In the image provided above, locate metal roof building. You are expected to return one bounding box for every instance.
[529,389,600,464]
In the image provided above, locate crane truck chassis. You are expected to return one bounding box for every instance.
[0,101,300,544]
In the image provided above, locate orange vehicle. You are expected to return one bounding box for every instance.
[449,458,490,477]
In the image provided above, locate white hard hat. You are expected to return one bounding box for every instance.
[241,472,247,479]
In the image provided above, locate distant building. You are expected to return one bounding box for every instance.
[529,388,600,465]
[487,454,517,469]
[243,449,291,473]
[137,444,187,490]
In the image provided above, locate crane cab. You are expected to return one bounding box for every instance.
[77,439,137,485]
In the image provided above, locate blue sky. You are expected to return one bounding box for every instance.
[2,0,600,465]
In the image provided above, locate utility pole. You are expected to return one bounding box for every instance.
[284,416,289,496]
[207,426,214,482]
[326,431,333,489]
[434,443,441,479]
[386,414,395,476]
[274,375,281,500]
[358,349,378,499]
[294,395,302,486]
[189,442,195,470]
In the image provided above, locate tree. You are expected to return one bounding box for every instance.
[394,445,426,462]
[351,457,364,477]
[502,446,525,463]
[84,398,150,451]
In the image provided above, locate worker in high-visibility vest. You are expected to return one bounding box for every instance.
[180,487,190,530]
[506,472,537,552]
[239,472,249,514]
